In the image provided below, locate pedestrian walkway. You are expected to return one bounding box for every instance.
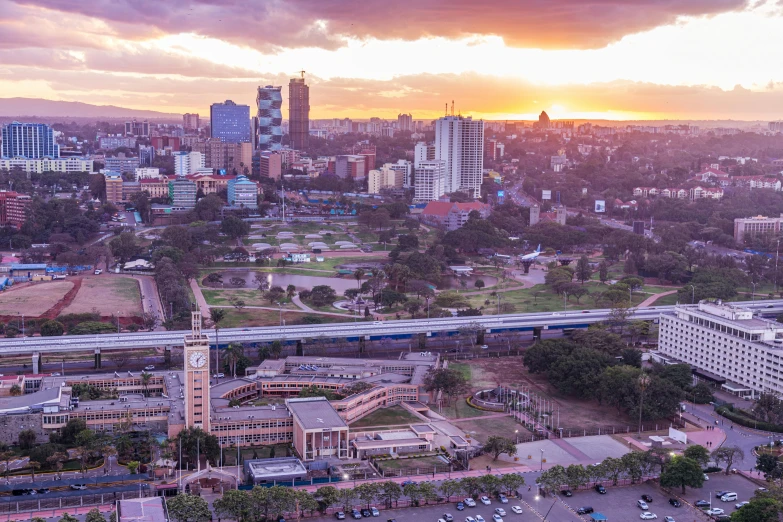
[638,289,678,307]
[549,438,592,461]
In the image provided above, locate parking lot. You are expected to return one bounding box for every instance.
[563,482,699,521]
[679,472,763,517]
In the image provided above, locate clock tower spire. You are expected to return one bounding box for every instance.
[184,308,210,431]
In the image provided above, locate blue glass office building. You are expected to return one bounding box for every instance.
[210,100,251,144]
[1,122,59,158]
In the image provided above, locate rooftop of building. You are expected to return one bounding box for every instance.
[118,496,167,522]
[421,200,490,217]
[244,457,307,479]
[211,404,290,422]
[285,397,347,430]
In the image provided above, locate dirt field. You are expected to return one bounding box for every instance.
[0,281,74,316]
[457,356,635,431]
[62,276,142,317]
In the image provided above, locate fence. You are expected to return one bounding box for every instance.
[553,420,687,438]
[0,490,145,514]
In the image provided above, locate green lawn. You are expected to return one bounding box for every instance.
[218,308,344,328]
[449,362,472,381]
[349,405,423,428]
[201,289,297,308]
[652,293,681,306]
[438,398,495,420]
[376,455,446,471]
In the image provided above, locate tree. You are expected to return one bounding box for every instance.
[166,494,212,522]
[575,255,591,284]
[59,515,78,522]
[314,486,340,514]
[85,509,107,522]
[402,483,423,506]
[683,445,710,467]
[482,436,517,461]
[423,368,469,405]
[28,460,40,481]
[47,452,68,479]
[264,285,286,304]
[220,216,251,239]
[354,483,379,509]
[731,498,782,522]
[601,457,625,486]
[565,464,589,490]
[474,279,485,290]
[538,465,567,492]
[378,481,402,508]
[498,473,525,494]
[224,343,244,378]
[438,479,462,501]
[598,261,609,283]
[213,490,251,522]
[756,453,780,477]
[659,456,704,493]
[109,232,140,264]
[18,429,36,450]
[286,284,297,299]
[40,320,64,336]
[9,384,21,397]
[209,308,226,371]
[337,488,356,510]
[712,446,745,475]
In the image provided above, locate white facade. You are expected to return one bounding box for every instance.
[434,116,484,197]
[368,166,404,194]
[173,151,205,176]
[414,160,447,202]
[385,160,413,188]
[0,157,93,174]
[414,142,435,169]
[657,301,783,398]
[134,168,161,181]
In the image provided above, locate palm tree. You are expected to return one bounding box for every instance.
[354,269,366,292]
[140,371,152,397]
[224,343,244,378]
[637,373,651,435]
[28,460,40,482]
[209,308,227,373]
[47,452,68,479]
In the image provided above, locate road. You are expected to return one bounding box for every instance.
[2,300,783,357]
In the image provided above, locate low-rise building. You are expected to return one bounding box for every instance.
[227,175,259,208]
[368,165,404,194]
[734,214,783,242]
[104,154,140,175]
[420,200,491,230]
[169,177,197,208]
[0,157,93,174]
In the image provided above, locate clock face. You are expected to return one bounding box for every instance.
[189,352,206,368]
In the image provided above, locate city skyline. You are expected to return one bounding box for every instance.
[1,1,783,120]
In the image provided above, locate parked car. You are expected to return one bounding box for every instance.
[491,516,502,522]
[561,490,572,497]
[639,513,657,520]
[668,499,681,507]
[694,500,710,508]
[715,491,731,499]
[351,510,362,519]
[663,517,675,522]
[510,506,523,515]
[474,516,485,522]
[637,500,649,510]
[706,508,724,516]
[641,495,653,503]
[36,488,49,494]
[335,512,346,520]
[371,508,380,517]
[144,365,155,370]
[70,484,87,490]
[402,480,417,486]
[443,514,453,522]
[594,484,606,494]
[498,495,508,504]
[719,493,737,502]
[494,508,506,516]
[361,509,371,518]
[735,501,749,509]
[456,503,465,511]
[576,507,594,515]
[480,496,491,505]
[464,498,476,507]
[464,518,476,522]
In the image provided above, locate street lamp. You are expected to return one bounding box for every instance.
[514,429,519,444]
[540,449,544,471]
[777,238,781,295]
[751,282,757,301]
[689,285,696,304]
[117,311,120,333]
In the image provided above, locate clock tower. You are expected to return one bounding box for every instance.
[184,309,210,431]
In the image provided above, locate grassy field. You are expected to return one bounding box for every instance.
[456,415,527,445]
[218,308,345,328]
[349,405,423,428]
[201,288,297,308]
[375,455,446,471]
[64,276,142,316]
[437,398,495,420]
[0,281,74,316]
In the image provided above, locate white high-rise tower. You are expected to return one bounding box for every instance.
[434,115,484,198]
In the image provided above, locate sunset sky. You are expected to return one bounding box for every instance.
[2,0,783,120]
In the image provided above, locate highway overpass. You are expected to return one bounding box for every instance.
[7,299,783,373]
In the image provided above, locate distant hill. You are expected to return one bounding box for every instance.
[0,98,181,119]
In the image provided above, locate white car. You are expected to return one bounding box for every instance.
[640,513,657,520]
[510,506,522,515]
[480,496,491,505]
[706,508,724,516]
[475,516,485,522]
[494,509,506,516]
[465,518,476,522]
[637,501,649,510]
[703,474,709,481]
[663,517,675,522]
[735,501,750,509]
[492,516,502,522]
[144,365,155,370]
[464,499,476,507]
[498,495,508,504]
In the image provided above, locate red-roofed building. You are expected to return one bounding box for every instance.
[186,173,236,195]
[693,167,729,182]
[690,186,724,200]
[420,200,491,230]
[731,176,782,191]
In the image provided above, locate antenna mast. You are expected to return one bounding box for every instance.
[298,70,306,79]
[451,100,454,116]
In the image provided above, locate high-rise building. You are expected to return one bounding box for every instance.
[414,142,436,168]
[124,120,150,137]
[434,116,484,198]
[192,139,252,175]
[183,309,210,430]
[255,86,283,151]
[537,111,551,130]
[173,151,206,176]
[397,113,413,131]
[104,154,140,175]
[139,145,155,167]
[1,122,59,159]
[183,113,200,132]
[210,100,251,144]
[104,172,124,204]
[227,175,259,209]
[334,155,367,180]
[368,165,404,194]
[0,191,31,229]
[169,177,198,208]
[289,76,310,150]
[259,151,283,180]
[386,160,413,188]
[150,136,181,152]
[414,160,447,202]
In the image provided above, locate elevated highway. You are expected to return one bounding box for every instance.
[8,300,783,372]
